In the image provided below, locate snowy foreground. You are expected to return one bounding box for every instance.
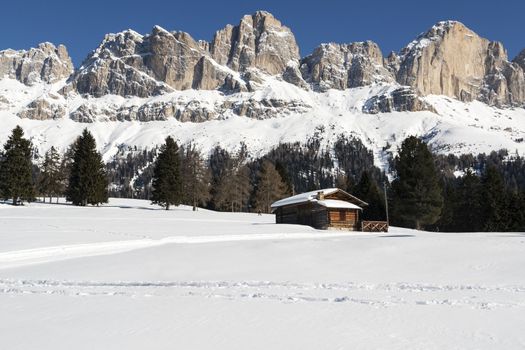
[1,199,525,349]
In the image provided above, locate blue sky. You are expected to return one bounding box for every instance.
[1,0,523,66]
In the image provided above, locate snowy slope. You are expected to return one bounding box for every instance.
[1,198,525,349]
[2,76,525,170]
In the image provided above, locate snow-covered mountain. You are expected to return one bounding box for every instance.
[1,11,525,168]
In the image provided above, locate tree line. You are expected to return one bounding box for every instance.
[0,126,108,206]
[3,125,525,232]
[387,136,525,232]
[0,126,292,213]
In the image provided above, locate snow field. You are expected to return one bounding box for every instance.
[0,198,525,349]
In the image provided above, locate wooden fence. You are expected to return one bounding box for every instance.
[361,221,389,232]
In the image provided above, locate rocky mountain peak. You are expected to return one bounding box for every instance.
[513,48,525,71]
[64,11,301,98]
[300,40,395,91]
[210,10,300,75]
[2,13,524,125]
[397,20,525,106]
[76,29,146,74]
[0,42,73,85]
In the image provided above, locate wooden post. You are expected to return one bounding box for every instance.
[384,181,389,225]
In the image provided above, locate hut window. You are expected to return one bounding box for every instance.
[339,210,346,221]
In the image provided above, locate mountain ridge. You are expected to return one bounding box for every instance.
[1,11,525,169]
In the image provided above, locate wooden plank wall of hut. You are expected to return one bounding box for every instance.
[275,203,329,229]
[328,209,359,230]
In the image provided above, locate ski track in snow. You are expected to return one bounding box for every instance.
[0,231,358,269]
[1,278,524,310]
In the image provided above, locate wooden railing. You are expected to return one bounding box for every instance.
[361,221,389,232]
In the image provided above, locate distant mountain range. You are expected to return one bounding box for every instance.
[1,11,524,168]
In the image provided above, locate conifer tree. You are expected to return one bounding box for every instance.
[39,146,63,203]
[181,144,211,211]
[436,178,459,232]
[391,136,443,230]
[274,160,293,196]
[455,170,483,232]
[353,170,386,221]
[506,190,525,231]
[255,160,288,213]
[66,129,108,206]
[151,136,182,210]
[0,126,35,205]
[481,166,507,231]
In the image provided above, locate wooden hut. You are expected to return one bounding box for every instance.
[271,188,368,231]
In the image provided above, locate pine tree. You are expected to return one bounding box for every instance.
[274,160,293,196]
[0,126,35,205]
[181,144,211,211]
[66,129,108,206]
[151,136,182,210]
[391,136,443,230]
[454,170,483,232]
[255,160,288,213]
[436,178,459,232]
[353,170,386,221]
[481,166,507,231]
[507,190,525,231]
[38,146,64,203]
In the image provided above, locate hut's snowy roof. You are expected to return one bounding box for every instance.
[317,199,362,210]
[271,188,365,210]
[271,188,339,208]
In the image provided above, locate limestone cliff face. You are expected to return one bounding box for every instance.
[67,27,241,98]
[67,11,300,98]
[514,49,525,71]
[67,29,173,97]
[301,41,394,91]
[0,43,73,85]
[210,11,300,75]
[3,14,525,123]
[18,95,66,120]
[397,21,525,106]
[362,87,435,114]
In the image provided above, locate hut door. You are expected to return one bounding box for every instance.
[339,210,346,222]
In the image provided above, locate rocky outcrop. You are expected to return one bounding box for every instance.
[18,95,66,120]
[66,30,173,97]
[68,95,310,123]
[397,21,525,106]
[66,28,245,97]
[301,41,394,91]
[0,95,10,110]
[514,49,525,71]
[71,101,218,123]
[210,11,300,75]
[362,87,435,114]
[67,11,300,98]
[232,98,310,119]
[0,43,73,85]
